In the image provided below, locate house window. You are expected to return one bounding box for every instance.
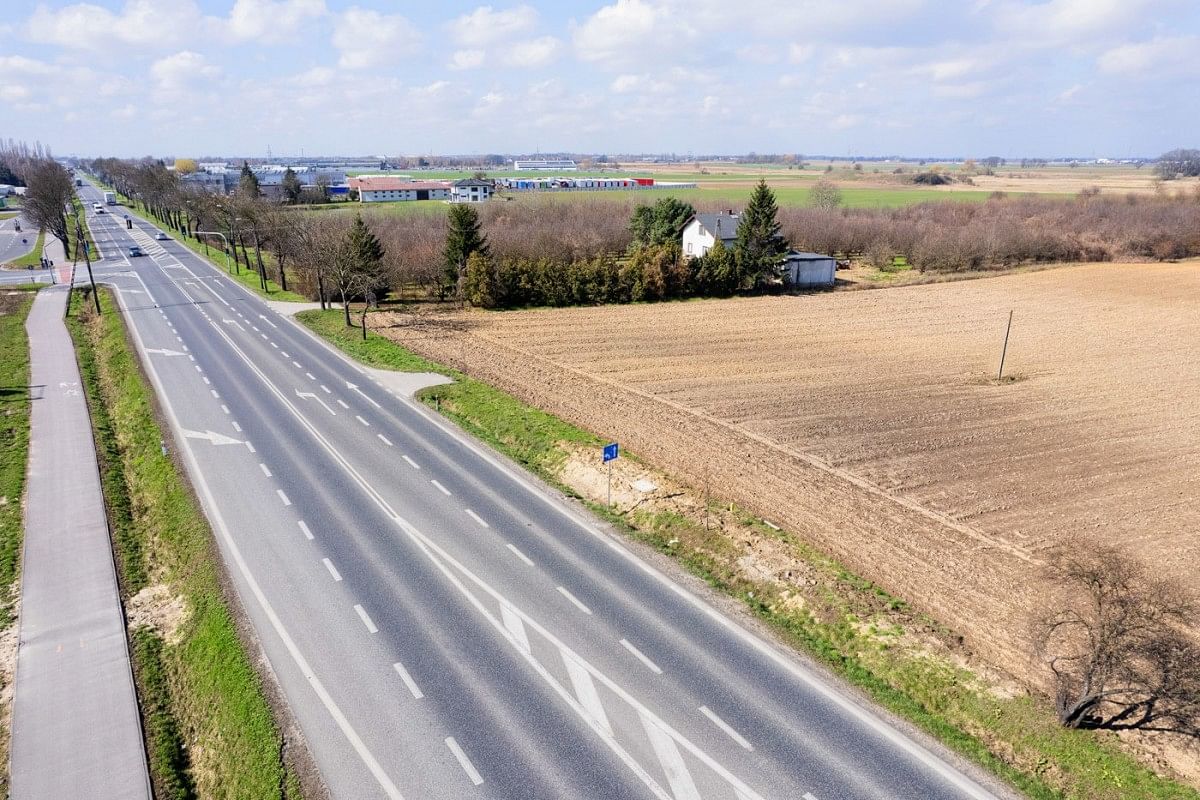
[686,242,693,254]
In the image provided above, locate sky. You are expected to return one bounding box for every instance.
[1,0,1198,159]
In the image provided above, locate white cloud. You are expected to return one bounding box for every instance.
[449,49,486,70]
[150,51,220,95]
[1097,35,1200,76]
[573,0,688,65]
[332,7,421,69]
[502,36,562,67]
[449,5,538,46]
[992,0,1159,43]
[26,0,204,50]
[788,44,815,64]
[227,0,326,42]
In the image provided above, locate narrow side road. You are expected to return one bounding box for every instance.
[8,286,151,800]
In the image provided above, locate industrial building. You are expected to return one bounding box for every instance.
[512,159,578,170]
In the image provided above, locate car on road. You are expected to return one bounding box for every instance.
[128,246,143,257]
[154,231,169,241]
[92,202,103,213]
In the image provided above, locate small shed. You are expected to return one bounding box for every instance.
[783,251,836,287]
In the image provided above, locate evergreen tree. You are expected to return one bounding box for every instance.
[734,179,786,288]
[281,167,302,204]
[239,161,261,197]
[443,203,489,300]
[463,251,498,308]
[629,197,695,248]
[695,239,738,294]
[335,214,385,326]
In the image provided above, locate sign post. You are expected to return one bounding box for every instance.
[602,443,619,507]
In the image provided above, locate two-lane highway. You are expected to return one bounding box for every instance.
[75,179,1008,800]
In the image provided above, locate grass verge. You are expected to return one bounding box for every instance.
[297,307,1200,800]
[6,230,44,269]
[0,286,40,798]
[69,288,303,800]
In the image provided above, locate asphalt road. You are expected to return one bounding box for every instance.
[0,211,47,281]
[76,180,1009,800]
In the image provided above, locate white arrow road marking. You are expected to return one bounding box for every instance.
[258,313,278,329]
[346,381,382,408]
[296,388,336,415]
[145,347,187,357]
[223,318,245,331]
[182,428,245,446]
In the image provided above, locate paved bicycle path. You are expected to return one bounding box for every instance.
[9,285,151,799]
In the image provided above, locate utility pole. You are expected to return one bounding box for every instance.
[75,214,100,314]
[997,310,1014,381]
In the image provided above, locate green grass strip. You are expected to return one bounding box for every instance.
[0,286,38,627]
[68,288,302,800]
[297,307,1200,800]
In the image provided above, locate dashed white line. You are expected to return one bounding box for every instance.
[377,433,392,446]
[320,384,331,394]
[465,509,489,528]
[336,399,349,409]
[194,365,202,373]
[306,372,316,380]
[259,463,272,477]
[270,341,279,349]
[431,479,451,496]
[402,455,419,469]
[221,404,230,414]
[281,351,290,358]
[803,794,820,800]
[188,354,195,362]
[292,361,302,369]
[246,441,256,453]
[356,415,370,427]
[620,639,663,675]
[556,586,592,615]
[202,377,210,385]
[506,543,534,566]
[392,662,423,699]
[231,421,242,432]
[297,520,314,540]
[444,737,484,787]
[700,706,753,751]
[353,604,378,634]
[276,489,292,506]
[322,558,342,582]
[210,389,220,398]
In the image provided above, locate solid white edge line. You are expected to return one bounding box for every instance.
[620,638,663,675]
[700,705,753,751]
[444,737,484,787]
[465,509,489,528]
[506,542,534,566]
[108,281,405,800]
[556,586,592,615]
[322,558,342,582]
[353,604,378,634]
[392,662,423,699]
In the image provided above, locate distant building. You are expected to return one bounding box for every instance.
[179,170,229,194]
[350,176,452,202]
[512,158,577,170]
[782,251,836,287]
[451,178,495,202]
[681,212,739,257]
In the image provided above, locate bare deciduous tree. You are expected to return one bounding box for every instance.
[809,178,843,211]
[23,159,74,256]
[1036,544,1200,736]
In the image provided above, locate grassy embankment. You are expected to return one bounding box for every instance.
[68,288,303,800]
[0,285,40,796]
[71,196,101,263]
[297,307,1200,800]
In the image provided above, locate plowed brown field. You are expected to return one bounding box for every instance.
[377,262,1200,672]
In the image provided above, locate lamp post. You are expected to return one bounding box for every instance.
[195,230,232,274]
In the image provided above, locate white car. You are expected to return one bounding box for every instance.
[154,231,169,241]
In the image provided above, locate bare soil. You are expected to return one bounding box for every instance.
[375,261,1200,677]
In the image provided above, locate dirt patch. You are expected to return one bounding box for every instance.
[126,584,189,645]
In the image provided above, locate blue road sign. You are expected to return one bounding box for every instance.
[603,442,619,463]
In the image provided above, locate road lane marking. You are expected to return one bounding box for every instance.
[221,404,229,414]
[700,706,753,751]
[292,361,302,369]
[270,341,278,349]
[320,384,331,394]
[246,442,256,453]
[336,399,349,409]
[402,456,419,469]
[210,389,220,398]
[281,351,289,358]
[803,794,820,800]
[231,421,242,432]
[565,653,613,735]
[465,509,489,528]
[194,365,202,372]
[430,479,451,496]
[258,313,278,329]
[620,639,663,675]
[377,434,392,446]
[306,372,315,380]
[353,604,378,633]
[642,715,701,800]
[392,662,423,699]
[506,543,534,566]
[322,558,342,582]
[346,381,382,408]
[188,355,195,361]
[444,738,483,787]
[556,586,592,615]
[259,463,272,477]
[501,604,531,654]
[296,388,336,415]
[298,520,314,540]
[277,489,292,506]
[202,377,210,385]
[356,415,370,427]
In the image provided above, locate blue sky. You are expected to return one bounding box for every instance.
[1,0,1197,158]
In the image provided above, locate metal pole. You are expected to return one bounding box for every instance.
[76,216,100,315]
[196,231,232,274]
[607,460,612,508]
[998,309,1013,381]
